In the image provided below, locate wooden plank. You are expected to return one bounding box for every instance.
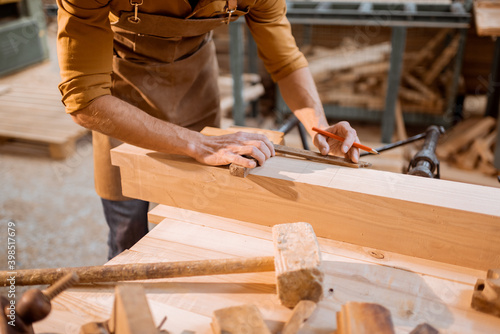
[0,84,87,158]
[474,1,500,36]
[36,205,500,333]
[111,144,500,270]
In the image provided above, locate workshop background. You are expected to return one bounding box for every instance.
[0,0,499,295]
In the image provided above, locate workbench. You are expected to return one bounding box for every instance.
[35,205,500,333]
[34,131,500,332]
[229,0,472,142]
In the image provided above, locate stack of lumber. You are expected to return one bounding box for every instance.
[0,84,88,159]
[310,31,462,114]
[218,74,265,116]
[436,116,498,176]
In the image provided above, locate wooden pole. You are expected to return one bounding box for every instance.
[1,257,275,286]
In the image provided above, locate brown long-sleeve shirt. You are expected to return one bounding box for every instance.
[57,0,308,113]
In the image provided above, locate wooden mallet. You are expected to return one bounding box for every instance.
[0,222,323,308]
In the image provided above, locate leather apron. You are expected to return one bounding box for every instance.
[93,6,242,201]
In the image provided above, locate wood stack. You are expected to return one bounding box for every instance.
[218,73,265,117]
[436,116,498,176]
[310,30,462,114]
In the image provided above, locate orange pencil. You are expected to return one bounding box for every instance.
[312,127,379,154]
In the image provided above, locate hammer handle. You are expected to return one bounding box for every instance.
[1,256,275,286]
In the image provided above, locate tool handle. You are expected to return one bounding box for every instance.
[1,257,275,286]
[312,127,378,154]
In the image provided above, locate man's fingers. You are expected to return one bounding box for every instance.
[314,134,330,155]
[236,145,266,166]
[230,154,257,168]
[245,140,272,160]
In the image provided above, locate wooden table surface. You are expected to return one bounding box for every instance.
[35,205,500,333]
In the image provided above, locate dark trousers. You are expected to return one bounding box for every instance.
[101,198,149,260]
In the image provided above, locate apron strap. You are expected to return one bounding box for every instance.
[225,0,238,24]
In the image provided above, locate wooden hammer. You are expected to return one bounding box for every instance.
[0,223,323,308]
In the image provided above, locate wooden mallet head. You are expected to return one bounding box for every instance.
[272,222,324,308]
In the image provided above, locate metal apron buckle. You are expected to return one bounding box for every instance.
[128,0,143,23]
[224,0,237,24]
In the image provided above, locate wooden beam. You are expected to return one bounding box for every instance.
[337,302,395,334]
[111,144,500,270]
[211,304,271,334]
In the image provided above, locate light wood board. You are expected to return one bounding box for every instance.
[111,143,500,271]
[0,84,88,159]
[474,0,500,37]
[35,205,500,333]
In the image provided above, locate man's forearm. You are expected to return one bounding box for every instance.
[70,95,275,168]
[71,95,201,157]
[277,67,328,138]
[277,66,360,161]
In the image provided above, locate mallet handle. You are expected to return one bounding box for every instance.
[1,257,275,286]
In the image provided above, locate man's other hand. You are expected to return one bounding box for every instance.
[313,121,360,163]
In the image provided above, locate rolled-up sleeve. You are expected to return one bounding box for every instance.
[245,0,308,82]
[57,0,114,113]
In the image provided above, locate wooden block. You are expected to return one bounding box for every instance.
[337,302,395,334]
[471,269,500,318]
[111,144,500,270]
[281,300,317,334]
[109,285,158,334]
[211,304,271,334]
[229,163,253,177]
[409,323,440,334]
[272,222,323,308]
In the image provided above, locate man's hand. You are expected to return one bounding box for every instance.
[192,132,275,168]
[313,121,360,163]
